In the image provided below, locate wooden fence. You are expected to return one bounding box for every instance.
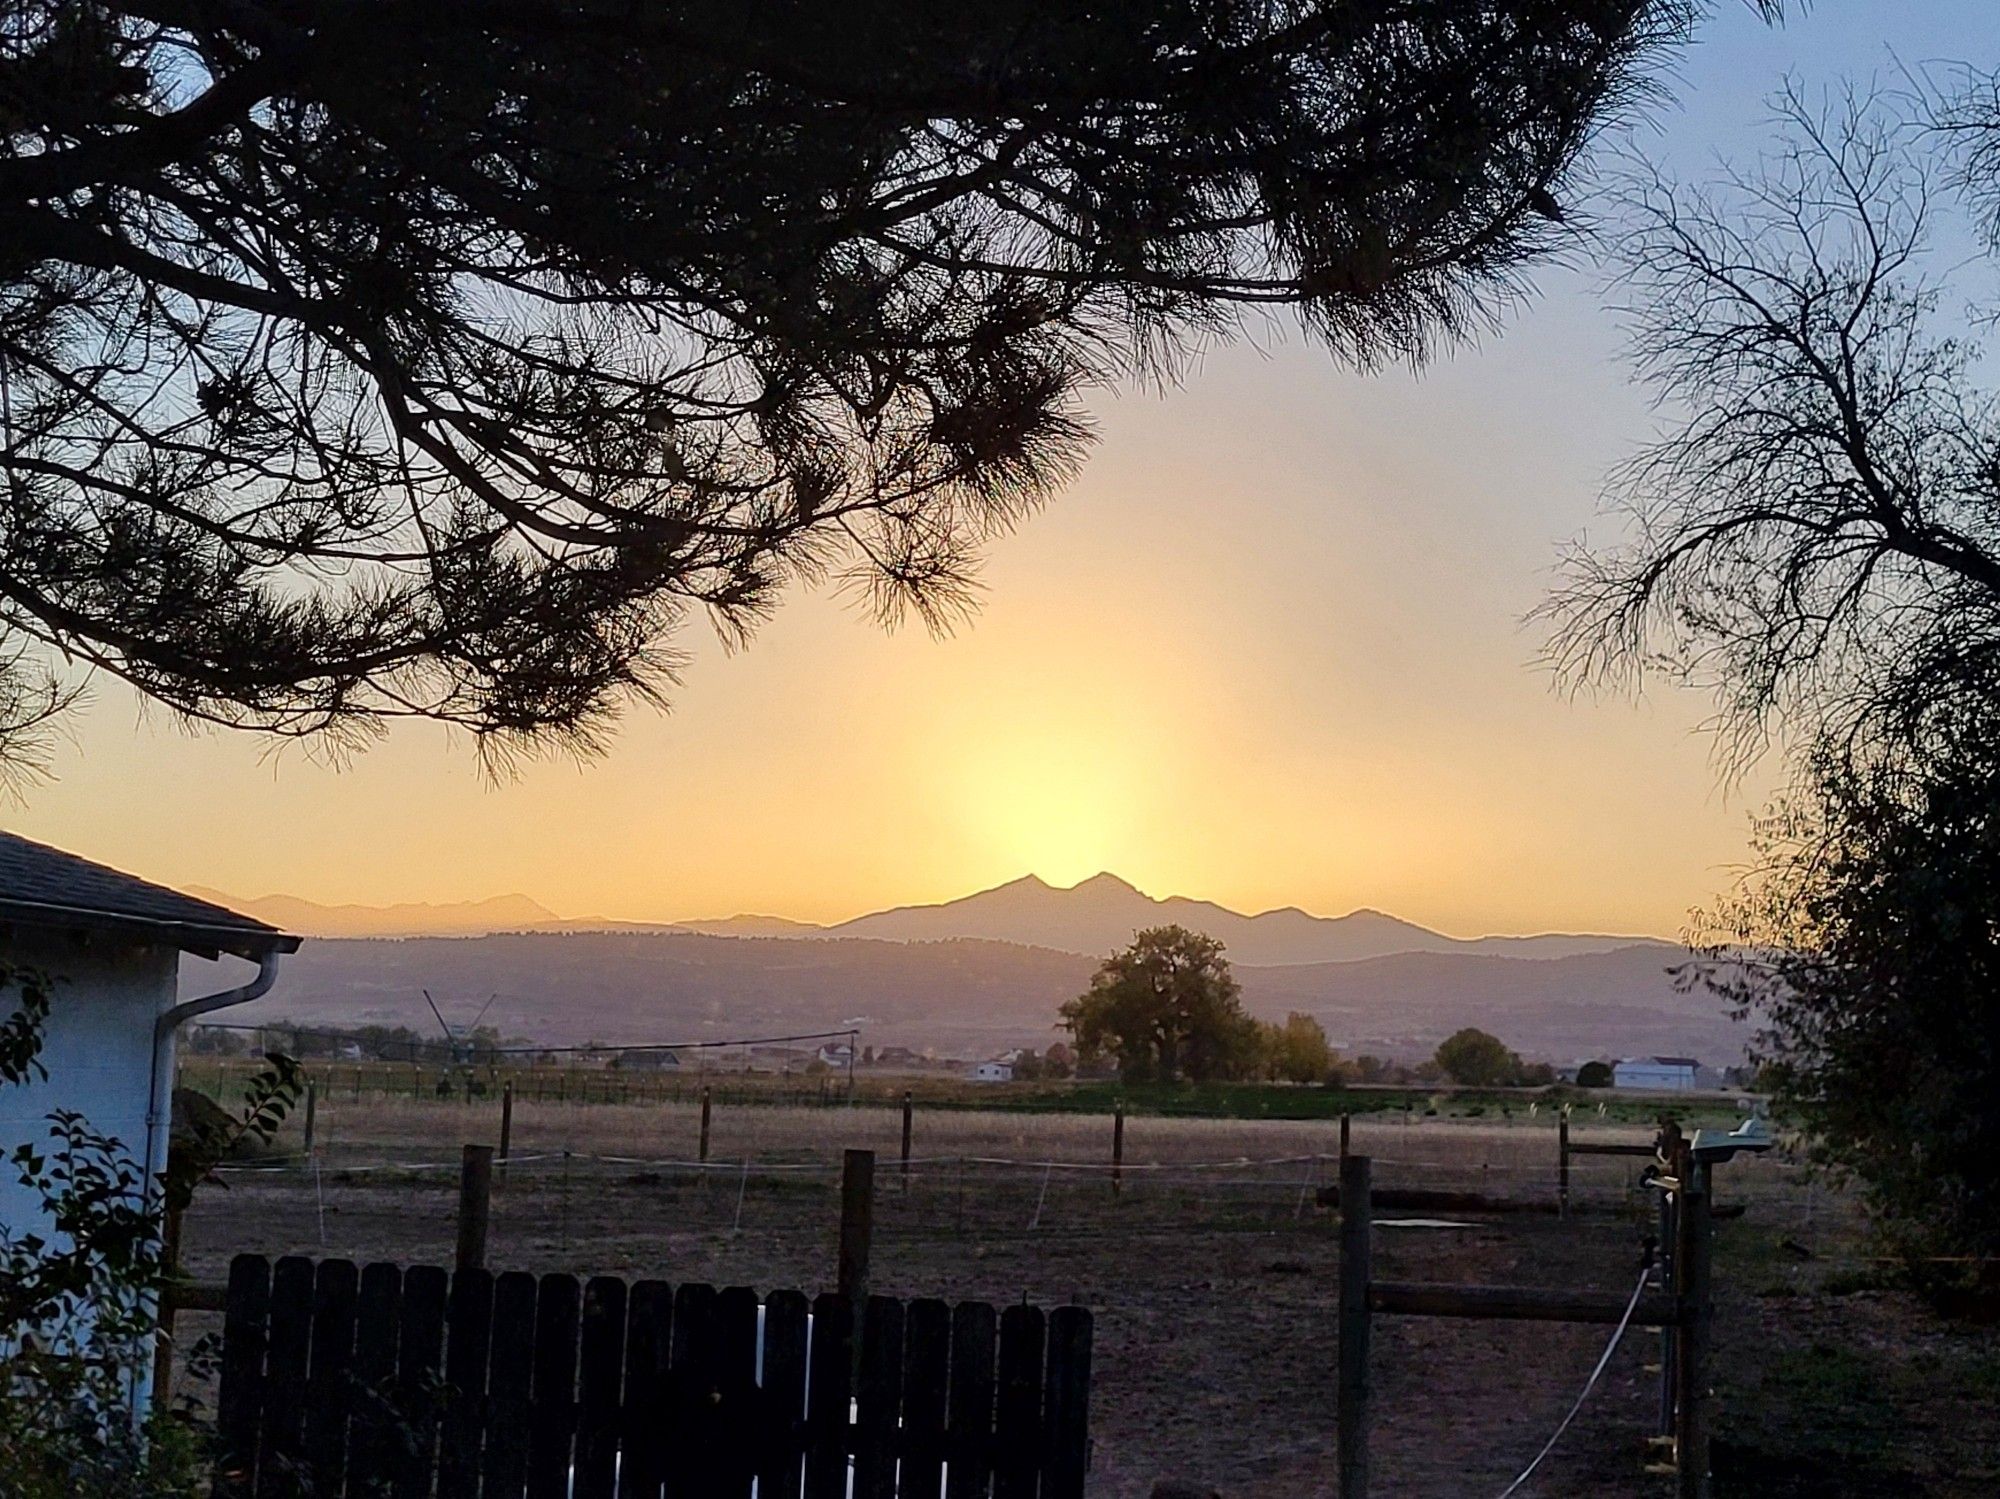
[212,1254,1092,1499]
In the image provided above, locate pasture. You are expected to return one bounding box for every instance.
[172,1087,2000,1497]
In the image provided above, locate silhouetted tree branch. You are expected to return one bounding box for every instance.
[1544,84,2000,776]
[0,1,1702,770]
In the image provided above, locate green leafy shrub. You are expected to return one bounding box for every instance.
[0,965,300,1492]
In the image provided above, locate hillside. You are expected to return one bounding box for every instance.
[191,870,1667,963]
[214,929,1746,1065]
[828,872,1665,964]
[188,888,563,939]
[1242,944,1745,1065]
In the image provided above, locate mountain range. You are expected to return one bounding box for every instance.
[817,872,1663,964]
[198,871,1667,966]
[185,887,563,940]
[196,874,1737,1064]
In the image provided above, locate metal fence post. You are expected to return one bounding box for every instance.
[1111,1105,1125,1197]
[1676,1172,1713,1499]
[1558,1113,1570,1219]
[498,1081,514,1178]
[1338,1153,1373,1499]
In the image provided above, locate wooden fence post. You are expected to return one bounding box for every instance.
[455,1144,493,1274]
[1111,1105,1125,1198]
[1339,1111,1351,1168]
[838,1148,875,1305]
[498,1082,514,1178]
[302,1080,317,1160]
[1338,1153,1372,1499]
[699,1086,713,1164]
[1558,1114,1569,1219]
[1675,1172,1713,1499]
[901,1092,913,1184]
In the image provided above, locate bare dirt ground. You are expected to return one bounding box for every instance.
[173,1098,2000,1497]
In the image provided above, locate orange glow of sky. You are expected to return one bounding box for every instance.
[16,6,1961,940]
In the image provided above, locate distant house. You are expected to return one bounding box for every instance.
[968,1060,1014,1084]
[610,1047,679,1071]
[816,1042,855,1067]
[1613,1056,1699,1091]
[0,832,300,1413]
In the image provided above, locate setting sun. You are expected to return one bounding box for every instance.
[951,744,1138,889]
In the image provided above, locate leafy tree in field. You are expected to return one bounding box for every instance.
[1258,1011,1336,1084]
[0,1,1720,776]
[1060,926,1258,1084]
[1433,1026,1522,1087]
[1576,1059,1613,1088]
[1693,727,2000,1313]
[1013,1045,1075,1082]
[1350,1054,1392,1084]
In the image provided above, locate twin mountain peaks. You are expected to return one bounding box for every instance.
[194,871,1666,968]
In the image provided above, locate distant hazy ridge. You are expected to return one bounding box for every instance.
[204,870,1666,964]
[202,874,1738,1064]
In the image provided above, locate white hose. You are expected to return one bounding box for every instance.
[1493,1264,1654,1498]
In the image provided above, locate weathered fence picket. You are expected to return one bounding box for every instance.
[393,1263,447,1499]
[944,1302,998,1499]
[213,1254,1092,1499]
[437,1267,491,1499]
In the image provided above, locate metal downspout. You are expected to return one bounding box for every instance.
[136,948,284,1415]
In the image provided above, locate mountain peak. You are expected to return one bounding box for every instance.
[1066,871,1143,895]
[992,872,1052,893]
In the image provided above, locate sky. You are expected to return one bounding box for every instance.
[9,5,1990,940]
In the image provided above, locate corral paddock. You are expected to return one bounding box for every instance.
[174,1097,2000,1497]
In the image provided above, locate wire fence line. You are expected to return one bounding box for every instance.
[207,1142,1801,1198]
[196,1144,1725,1249]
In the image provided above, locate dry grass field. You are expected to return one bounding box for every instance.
[172,1093,2000,1497]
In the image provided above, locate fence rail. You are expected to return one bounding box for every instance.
[211,1254,1092,1499]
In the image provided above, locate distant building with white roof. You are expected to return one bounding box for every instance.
[1613,1056,1699,1091]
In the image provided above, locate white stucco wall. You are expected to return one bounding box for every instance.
[0,927,180,1235]
[0,927,181,1416]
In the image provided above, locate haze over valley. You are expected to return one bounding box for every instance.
[202,873,1736,1064]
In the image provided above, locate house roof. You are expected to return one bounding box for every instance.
[1621,1056,1699,1069]
[0,831,299,958]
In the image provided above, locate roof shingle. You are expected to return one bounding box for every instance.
[0,831,298,955]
